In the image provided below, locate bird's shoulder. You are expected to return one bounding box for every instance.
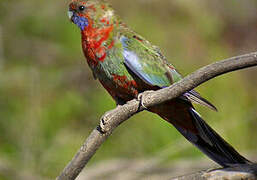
[113,29,182,87]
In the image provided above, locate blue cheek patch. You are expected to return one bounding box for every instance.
[73,15,89,31]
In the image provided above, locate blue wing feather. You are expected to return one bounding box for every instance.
[120,35,217,111]
[121,36,172,87]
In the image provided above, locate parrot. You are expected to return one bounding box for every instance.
[68,0,251,167]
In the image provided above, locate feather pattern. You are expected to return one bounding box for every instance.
[68,0,251,167]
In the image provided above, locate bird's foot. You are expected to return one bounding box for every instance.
[137,90,155,110]
[99,110,114,133]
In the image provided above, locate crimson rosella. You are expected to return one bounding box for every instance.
[68,0,251,167]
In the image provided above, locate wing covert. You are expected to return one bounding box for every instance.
[121,35,181,88]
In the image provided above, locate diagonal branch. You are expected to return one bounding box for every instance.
[57,52,257,180]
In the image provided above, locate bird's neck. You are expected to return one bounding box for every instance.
[80,8,119,66]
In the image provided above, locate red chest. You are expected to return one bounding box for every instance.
[81,23,114,67]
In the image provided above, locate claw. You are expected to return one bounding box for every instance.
[137,90,155,110]
[99,111,112,133]
[137,93,147,109]
[100,116,107,133]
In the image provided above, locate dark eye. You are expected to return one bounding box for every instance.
[78,5,85,11]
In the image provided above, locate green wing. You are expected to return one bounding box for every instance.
[120,34,217,111]
[120,35,182,88]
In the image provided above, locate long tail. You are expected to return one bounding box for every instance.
[177,108,250,167]
[150,98,251,167]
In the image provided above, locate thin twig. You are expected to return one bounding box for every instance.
[57,52,257,180]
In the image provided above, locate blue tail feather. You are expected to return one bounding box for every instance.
[173,108,251,167]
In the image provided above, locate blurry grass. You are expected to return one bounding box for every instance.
[0,0,256,179]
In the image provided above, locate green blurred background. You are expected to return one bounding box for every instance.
[0,0,256,179]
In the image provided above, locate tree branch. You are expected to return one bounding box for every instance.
[57,52,257,180]
[174,163,257,180]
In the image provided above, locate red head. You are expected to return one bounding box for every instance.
[68,0,114,31]
[68,0,117,65]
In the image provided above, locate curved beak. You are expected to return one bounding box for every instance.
[68,10,74,21]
